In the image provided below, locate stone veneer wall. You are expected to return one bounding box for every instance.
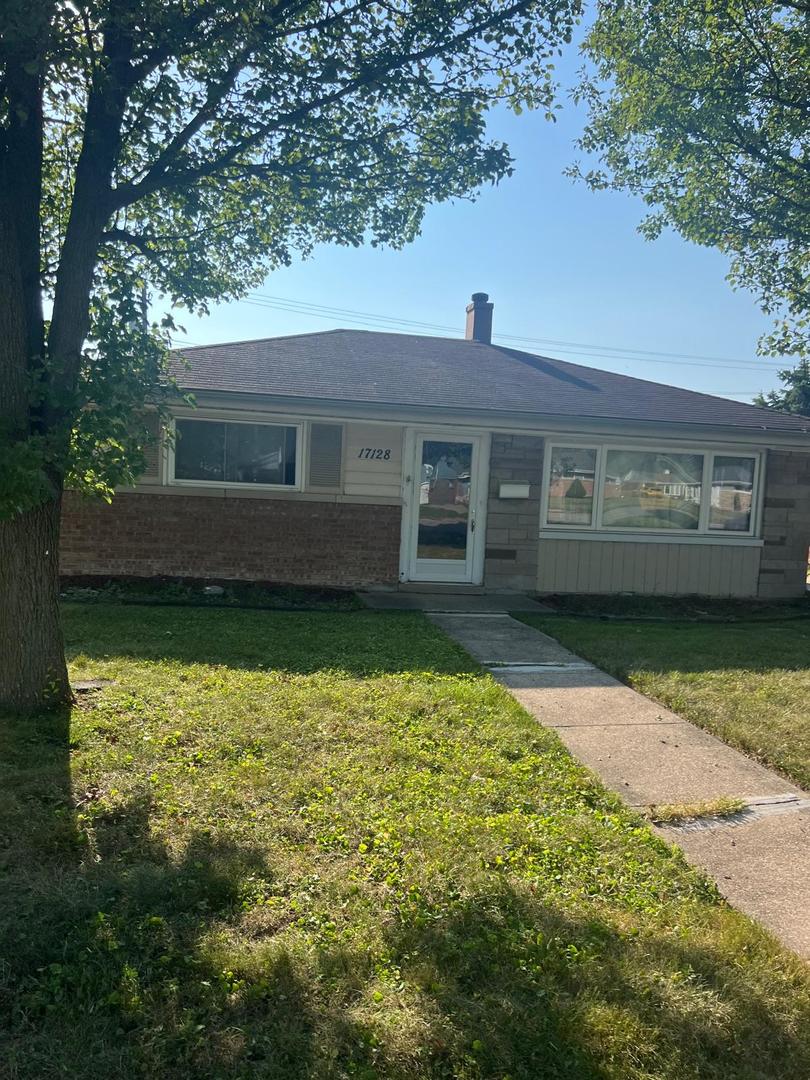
[483,433,544,591]
[60,491,401,588]
[757,450,810,598]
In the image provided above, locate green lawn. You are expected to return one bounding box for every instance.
[518,613,810,790]
[2,605,810,1079]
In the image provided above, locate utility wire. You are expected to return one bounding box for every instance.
[242,291,785,372]
[167,294,783,398]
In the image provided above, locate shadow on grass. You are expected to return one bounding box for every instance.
[520,613,810,677]
[2,708,809,1079]
[61,603,478,677]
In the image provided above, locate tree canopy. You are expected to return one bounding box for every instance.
[0,0,581,709]
[571,0,810,361]
[754,359,810,414]
[3,0,580,510]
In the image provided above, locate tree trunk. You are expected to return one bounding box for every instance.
[0,491,71,713]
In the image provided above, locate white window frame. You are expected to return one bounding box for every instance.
[540,440,763,539]
[168,416,304,492]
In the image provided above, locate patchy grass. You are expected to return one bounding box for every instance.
[646,797,747,826]
[2,605,810,1079]
[518,614,810,790]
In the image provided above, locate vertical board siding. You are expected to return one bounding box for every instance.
[537,538,761,597]
[343,423,404,498]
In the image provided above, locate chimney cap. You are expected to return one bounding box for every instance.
[465,291,494,344]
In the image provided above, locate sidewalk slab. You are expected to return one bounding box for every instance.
[557,719,799,806]
[428,613,580,664]
[494,668,683,726]
[658,808,810,958]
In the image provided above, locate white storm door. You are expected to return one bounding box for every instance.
[404,433,486,583]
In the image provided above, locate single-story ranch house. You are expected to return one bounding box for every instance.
[61,294,810,598]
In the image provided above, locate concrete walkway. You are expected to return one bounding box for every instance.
[429,612,810,959]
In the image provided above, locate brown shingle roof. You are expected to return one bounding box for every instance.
[172,329,810,434]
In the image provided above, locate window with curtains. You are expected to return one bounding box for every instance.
[172,418,299,487]
[543,444,760,535]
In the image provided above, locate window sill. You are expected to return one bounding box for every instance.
[169,479,300,493]
[538,530,763,547]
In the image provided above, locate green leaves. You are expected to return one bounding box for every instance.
[2,0,583,514]
[573,0,810,359]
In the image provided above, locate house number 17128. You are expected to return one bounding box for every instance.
[357,448,392,460]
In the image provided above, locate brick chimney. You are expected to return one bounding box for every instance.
[465,292,493,344]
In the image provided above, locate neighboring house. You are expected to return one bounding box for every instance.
[60,293,810,598]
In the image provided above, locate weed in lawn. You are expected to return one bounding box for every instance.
[645,797,747,825]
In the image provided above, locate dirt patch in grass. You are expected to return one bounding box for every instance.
[1,605,809,1079]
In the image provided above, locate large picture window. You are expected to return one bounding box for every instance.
[173,418,298,487]
[543,443,760,536]
[603,450,703,530]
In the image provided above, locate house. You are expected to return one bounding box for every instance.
[60,293,810,598]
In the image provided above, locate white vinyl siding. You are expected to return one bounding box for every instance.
[343,423,404,498]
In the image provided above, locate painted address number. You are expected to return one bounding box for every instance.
[357,447,392,460]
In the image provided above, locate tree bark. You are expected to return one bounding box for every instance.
[0,492,70,713]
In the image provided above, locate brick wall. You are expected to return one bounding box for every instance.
[483,433,544,591]
[757,450,810,598]
[60,491,401,587]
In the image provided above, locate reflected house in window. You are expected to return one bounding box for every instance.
[710,456,755,531]
[604,451,703,530]
[57,291,810,599]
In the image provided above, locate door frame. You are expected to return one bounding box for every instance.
[399,427,490,584]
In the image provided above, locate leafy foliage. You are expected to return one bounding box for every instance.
[571,0,810,358]
[1,0,582,517]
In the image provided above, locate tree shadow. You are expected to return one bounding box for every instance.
[61,603,479,676]
[526,615,810,677]
[1,710,318,1077]
[3,678,809,1078]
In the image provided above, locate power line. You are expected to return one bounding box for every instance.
[241,291,785,372]
[167,294,784,391]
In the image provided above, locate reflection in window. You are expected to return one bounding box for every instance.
[710,456,755,531]
[174,419,297,486]
[547,447,597,525]
[417,440,472,560]
[603,450,703,530]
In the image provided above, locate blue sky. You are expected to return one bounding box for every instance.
[170,43,786,405]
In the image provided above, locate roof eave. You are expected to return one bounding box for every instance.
[166,387,810,448]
